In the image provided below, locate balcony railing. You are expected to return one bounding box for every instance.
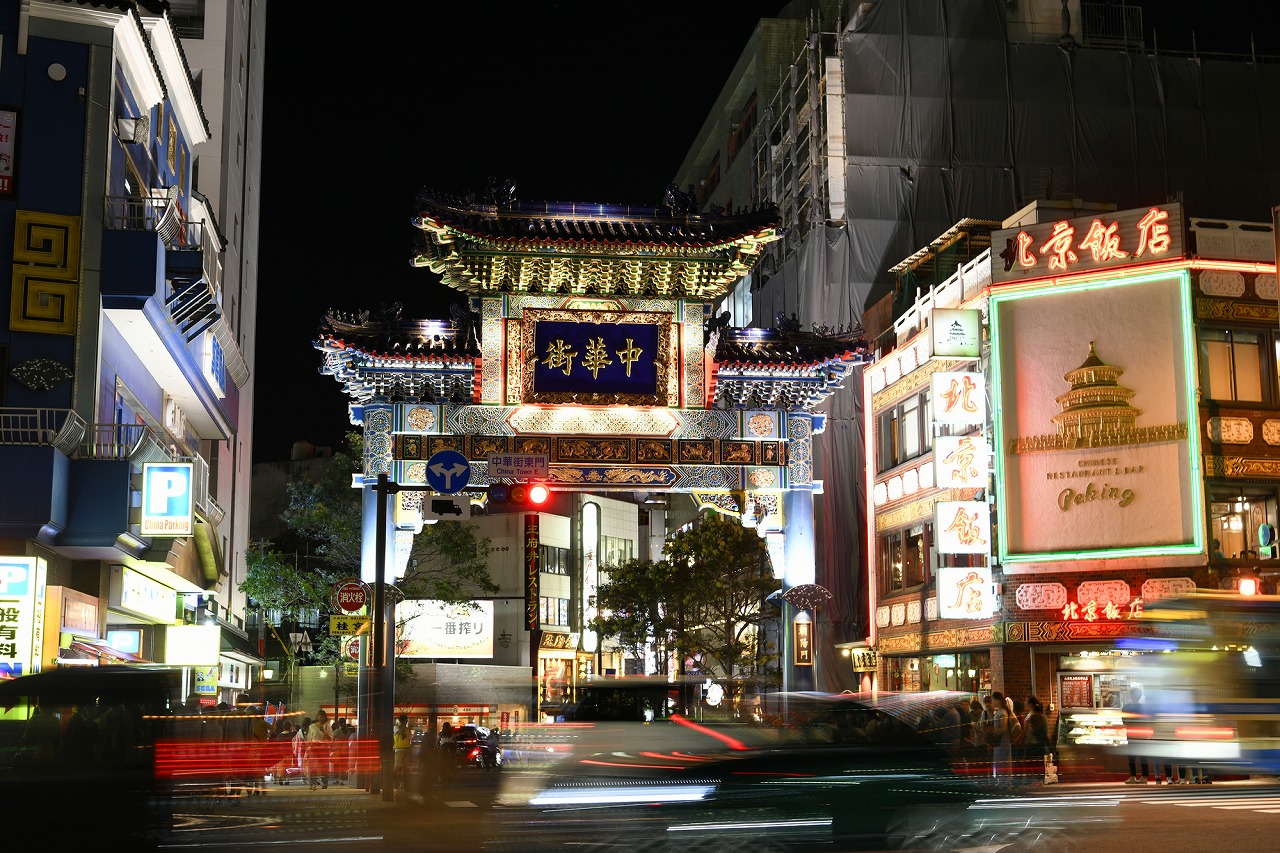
[78,423,171,466]
[0,408,87,456]
[103,195,212,253]
[1081,2,1144,49]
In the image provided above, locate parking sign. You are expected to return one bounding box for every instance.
[141,463,194,537]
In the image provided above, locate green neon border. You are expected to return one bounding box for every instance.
[990,269,1204,563]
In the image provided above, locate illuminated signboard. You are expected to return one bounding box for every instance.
[164,624,219,666]
[0,557,47,677]
[934,501,991,554]
[0,111,15,196]
[931,308,982,359]
[794,620,814,666]
[990,270,1202,562]
[930,372,985,426]
[398,599,494,659]
[937,566,995,619]
[991,203,1184,284]
[581,502,599,654]
[934,435,989,489]
[141,462,194,537]
[109,566,178,623]
[524,514,539,630]
[522,309,672,405]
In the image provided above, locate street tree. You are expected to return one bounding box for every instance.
[589,557,678,674]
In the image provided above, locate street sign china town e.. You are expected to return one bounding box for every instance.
[332,578,368,613]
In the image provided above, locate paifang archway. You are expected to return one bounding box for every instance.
[316,191,867,717]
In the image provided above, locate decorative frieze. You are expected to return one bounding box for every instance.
[1076,580,1131,607]
[1199,269,1246,298]
[1141,577,1197,602]
[1014,583,1069,611]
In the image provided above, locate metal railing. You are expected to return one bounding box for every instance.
[78,422,170,465]
[1081,3,1144,49]
[103,195,211,252]
[0,408,87,456]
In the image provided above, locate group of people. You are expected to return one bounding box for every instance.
[927,692,1052,781]
[268,708,360,789]
[1122,688,1210,785]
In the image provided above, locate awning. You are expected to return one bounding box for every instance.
[68,639,148,664]
[220,628,265,666]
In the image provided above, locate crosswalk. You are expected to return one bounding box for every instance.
[1137,794,1280,815]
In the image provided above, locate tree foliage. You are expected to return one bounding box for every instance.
[591,512,778,688]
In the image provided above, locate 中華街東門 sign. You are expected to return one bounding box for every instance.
[0,557,47,678]
[397,600,494,659]
[990,269,1201,562]
[141,462,194,537]
[522,309,671,405]
[991,203,1184,285]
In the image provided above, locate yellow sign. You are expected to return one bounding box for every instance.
[329,615,369,635]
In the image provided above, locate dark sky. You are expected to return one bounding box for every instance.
[254,2,793,461]
[252,1,1276,463]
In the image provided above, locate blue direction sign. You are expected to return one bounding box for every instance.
[425,449,471,494]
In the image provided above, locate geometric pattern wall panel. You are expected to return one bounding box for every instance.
[1206,416,1253,444]
[1140,576,1197,602]
[1015,582,1069,611]
[1076,579,1132,606]
[10,210,81,335]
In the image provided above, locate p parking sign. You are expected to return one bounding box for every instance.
[141,463,194,537]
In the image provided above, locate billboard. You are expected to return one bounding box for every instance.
[398,599,494,659]
[0,557,47,677]
[141,462,194,537]
[990,270,1202,562]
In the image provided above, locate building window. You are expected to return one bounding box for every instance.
[602,536,633,567]
[1200,328,1267,403]
[877,391,930,470]
[1208,483,1278,560]
[540,545,569,575]
[879,524,928,594]
[540,596,570,627]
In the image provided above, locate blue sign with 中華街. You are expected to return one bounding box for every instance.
[425,449,471,494]
[141,462,194,537]
[533,320,659,396]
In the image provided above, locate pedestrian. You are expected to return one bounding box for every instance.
[331,719,351,785]
[1123,689,1151,783]
[988,691,1013,780]
[393,714,410,789]
[437,721,455,782]
[305,710,333,789]
[293,718,310,785]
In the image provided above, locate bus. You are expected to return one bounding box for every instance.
[1121,592,1280,775]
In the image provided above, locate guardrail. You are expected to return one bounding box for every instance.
[0,408,87,456]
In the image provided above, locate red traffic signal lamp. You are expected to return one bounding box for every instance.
[489,482,551,508]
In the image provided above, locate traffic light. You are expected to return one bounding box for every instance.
[488,482,552,508]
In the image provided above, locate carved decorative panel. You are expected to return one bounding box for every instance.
[926,597,938,620]
[876,606,891,628]
[1141,577,1197,602]
[890,603,906,626]
[1076,580,1131,606]
[1263,421,1280,446]
[1256,273,1279,301]
[873,482,888,506]
[1015,583,1068,611]
[1207,416,1253,444]
[1200,269,1246,298]
[907,600,922,624]
[902,467,919,496]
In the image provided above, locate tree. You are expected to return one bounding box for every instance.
[664,512,779,691]
[591,512,779,695]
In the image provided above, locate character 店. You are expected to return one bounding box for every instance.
[1013,207,1172,272]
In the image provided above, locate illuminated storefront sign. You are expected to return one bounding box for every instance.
[991,203,1184,284]
[849,648,878,672]
[109,566,178,623]
[1060,597,1144,622]
[523,309,670,405]
[164,624,219,666]
[931,308,982,359]
[794,620,814,666]
[398,599,494,658]
[930,372,985,425]
[990,270,1202,562]
[0,557,46,677]
[581,502,599,654]
[934,435,989,489]
[524,514,539,630]
[934,501,991,554]
[141,462,194,537]
[937,566,995,619]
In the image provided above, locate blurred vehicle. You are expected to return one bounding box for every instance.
[493,691,1088,852]
[1122,592,1280,776]
[451,723,502,771]
[547,674,701,722]
[0,666,180,849]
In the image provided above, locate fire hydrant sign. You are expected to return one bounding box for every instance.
[332,578,368,613]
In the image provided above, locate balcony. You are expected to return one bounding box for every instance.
[0,408,86,540]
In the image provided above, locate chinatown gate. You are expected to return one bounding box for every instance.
[315,192,866,790]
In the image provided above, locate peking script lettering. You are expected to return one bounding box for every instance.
[1057,481,1136,511]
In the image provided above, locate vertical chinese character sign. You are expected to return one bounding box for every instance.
[934,435,990,488]
[934,501,991,554]
[930,372,985,426]
[0,556,47,678]
[937,566,994,619]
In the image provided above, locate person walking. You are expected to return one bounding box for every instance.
[989,691,1013,781]
[393,715,411,789]
[305,710,333,789]
[1123,689,1151,783]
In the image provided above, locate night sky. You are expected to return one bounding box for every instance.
[252,1,1275,463]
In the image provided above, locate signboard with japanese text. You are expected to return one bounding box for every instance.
[934,501,991,554]
[109,566,177,623]
[522,309,671,405]
[930,372,985,426]
[937,566,995,619]
[398,599,494,659]
[931,308,982,359]
[990,270,1201,562]
[849,648,878,672]
[992,203,1184,285]
[141,462,194,537]
[933,435,990,489]
[525,513,539,630]
[0,110,15,196]
[0,557,46,677]
[1059,674,1096,710]
[794,620,814,666]
[331,578,368,613]
[330,614,369,635]
[487,453,550,480]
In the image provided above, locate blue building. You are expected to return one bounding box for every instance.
[0,1,260,701]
